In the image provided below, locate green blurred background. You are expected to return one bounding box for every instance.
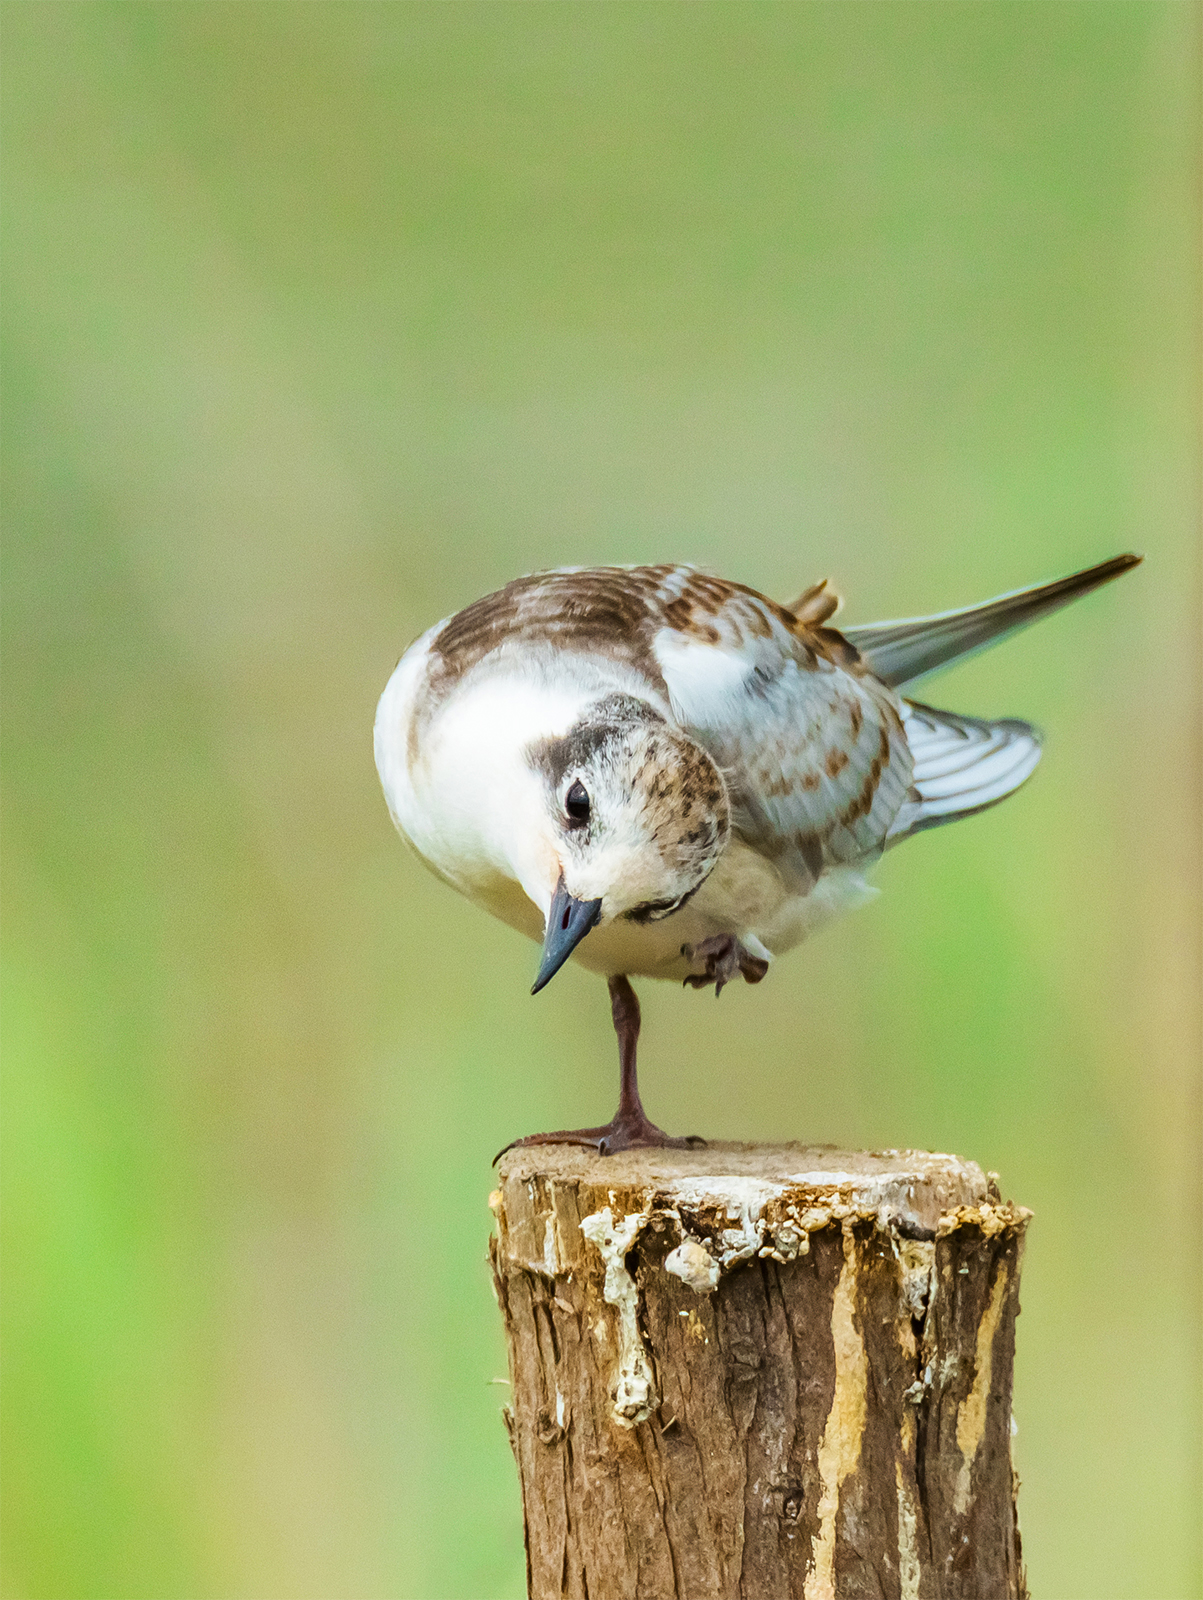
[2,4,1199,1597]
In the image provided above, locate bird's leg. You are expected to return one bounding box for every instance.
[604,976,704,1151]
[494,975,705,1162]
[681,934,769,996]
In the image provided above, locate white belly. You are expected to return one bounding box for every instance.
[554,841,877,983]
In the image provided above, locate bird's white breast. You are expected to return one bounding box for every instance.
[377,636,565,929]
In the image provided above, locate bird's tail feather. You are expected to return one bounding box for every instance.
[887,703,1043,842]
[843,552,1141,689]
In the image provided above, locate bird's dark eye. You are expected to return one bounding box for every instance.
[565,779,591,825]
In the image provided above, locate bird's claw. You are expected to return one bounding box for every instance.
[494,1115,706,1165]
[681,935,769,996]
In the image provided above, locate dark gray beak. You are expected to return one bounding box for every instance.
[532,875,602,994]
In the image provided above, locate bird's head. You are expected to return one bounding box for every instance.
[525,695,730,992]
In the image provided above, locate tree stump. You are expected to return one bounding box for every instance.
[490,1143,1030,1600]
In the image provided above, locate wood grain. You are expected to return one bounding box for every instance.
[490,1143,1029,1600]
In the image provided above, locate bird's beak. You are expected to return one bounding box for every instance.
[532,874,602,995]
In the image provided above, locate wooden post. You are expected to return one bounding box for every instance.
[490,1143,1030,1600]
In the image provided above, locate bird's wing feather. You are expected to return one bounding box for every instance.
[842,553,1141,689]
[649,582,913,886]
[886,702,1042,840]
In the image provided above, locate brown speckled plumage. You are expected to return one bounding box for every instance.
[427,565,863,701]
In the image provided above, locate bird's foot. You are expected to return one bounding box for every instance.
[494,1110,705,1165]
[681,934,769,996]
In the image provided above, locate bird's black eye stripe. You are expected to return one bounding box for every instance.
[624,874,709,924]
[625,893,685,924]
[565,779,591,825]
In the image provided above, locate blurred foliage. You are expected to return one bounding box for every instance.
[2,4,1199,1598]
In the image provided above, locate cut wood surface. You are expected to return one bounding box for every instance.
[490,1143,1030,1600]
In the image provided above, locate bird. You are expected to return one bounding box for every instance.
[374,552,1141,1157]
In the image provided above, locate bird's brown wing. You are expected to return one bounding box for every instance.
[645,573,914,888]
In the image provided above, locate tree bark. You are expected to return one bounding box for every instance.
[490,1143,1029,1600]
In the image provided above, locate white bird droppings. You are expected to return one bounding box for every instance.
[664,1236,721,1294]
[580,1207,658,1426]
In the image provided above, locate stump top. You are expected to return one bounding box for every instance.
[495,1141,998,1258]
